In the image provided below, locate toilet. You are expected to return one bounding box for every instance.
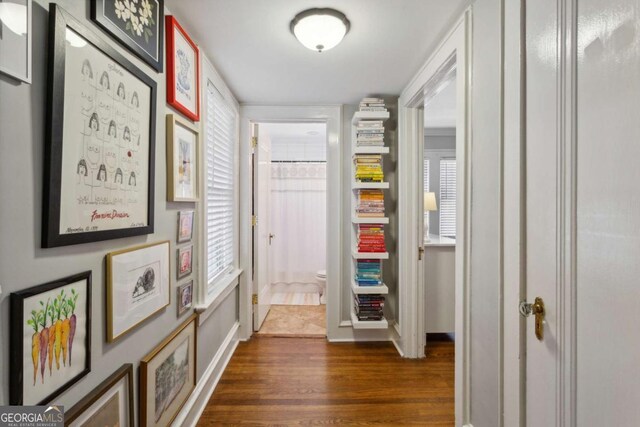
[315,270,327,304]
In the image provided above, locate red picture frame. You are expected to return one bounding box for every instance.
[165,16,200,121]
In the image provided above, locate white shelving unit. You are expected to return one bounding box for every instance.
[351,109,390,330]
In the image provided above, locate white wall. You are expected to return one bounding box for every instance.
[0,0,239,416]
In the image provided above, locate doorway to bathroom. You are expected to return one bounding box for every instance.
[252,122,328,337]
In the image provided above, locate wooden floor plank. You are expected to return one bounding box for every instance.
[197,337,454,426]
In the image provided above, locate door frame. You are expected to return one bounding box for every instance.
[238,105,342,340]
[398,8,471,425]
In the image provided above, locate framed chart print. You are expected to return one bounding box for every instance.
[106,241,170,342]
[43,4,157,248]
[166,16,199,121]
[177,210,194,243]
[91,0,164,72]
[167,114,199,202]
[64,364,134,427]
[177,280,193,316]
[140,314,197,427]
[0,0,32,83]
[10,271,92,405]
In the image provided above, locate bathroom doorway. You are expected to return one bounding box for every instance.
[252,122,328,337]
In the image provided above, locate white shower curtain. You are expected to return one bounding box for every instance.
[269,162,327,285]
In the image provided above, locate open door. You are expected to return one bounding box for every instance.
[252,123,272,331]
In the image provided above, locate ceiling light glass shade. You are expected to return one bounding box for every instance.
[290,8,350,53]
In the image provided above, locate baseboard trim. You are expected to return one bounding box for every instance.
[172,321,240,427]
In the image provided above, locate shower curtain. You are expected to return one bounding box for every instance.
[270,162,327,285]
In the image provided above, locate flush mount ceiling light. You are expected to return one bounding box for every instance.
[290,8,350,53]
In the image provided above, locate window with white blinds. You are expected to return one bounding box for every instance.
[205,81,236,291]
[439,158,457,238]
[423,158,430,227]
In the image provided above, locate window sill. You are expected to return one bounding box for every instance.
[424,234,456,247]
[195,268,242,325]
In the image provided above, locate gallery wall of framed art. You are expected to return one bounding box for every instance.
[0,0,240,417]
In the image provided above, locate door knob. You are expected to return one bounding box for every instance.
[519,297,545,341]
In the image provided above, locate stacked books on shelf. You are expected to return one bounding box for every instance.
[356,120,384,147]
[355,259,382,286]
[359,97,388,112]
[354,294,385,321]
[356,189,385,218]
[354,154,384,182]
[357,224,386,253]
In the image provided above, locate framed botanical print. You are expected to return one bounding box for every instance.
[43,4,157,248]
[106,241,170,342]
[10,271,92,405]
[166,114,199,202]
[140,314,197,427]
[166,16,199,121]
[91,0,164,72]
[177,245,193,279]
[64,364,134,427]
[177,280,193,316]
[0,0,32,83]
[177,210,194,243]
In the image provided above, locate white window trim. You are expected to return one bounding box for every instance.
[424,148,456,242]
[197,56,241,312]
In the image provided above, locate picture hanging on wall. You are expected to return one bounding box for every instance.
[140,314,197,427]
[165,15,199,121]
[43,4,157,248]
[91,0,164,72]
[64,363,134,427]
[106,241,170,342]
[0,0,32,83]
[9,271,92,405]
[177,210,194,243]
[166,114,199,202]
[177,245,193,279]
[177,280,193,316]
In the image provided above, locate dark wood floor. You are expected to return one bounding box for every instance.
[197,337,454,426]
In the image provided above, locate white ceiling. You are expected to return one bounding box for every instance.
[424,77,457,128]
[165,0,469,104]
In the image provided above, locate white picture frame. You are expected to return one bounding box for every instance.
[0,0,32,83]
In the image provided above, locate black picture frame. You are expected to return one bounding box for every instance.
[10,271,92,405]
[91,0,164,72]
[43,4,156,248]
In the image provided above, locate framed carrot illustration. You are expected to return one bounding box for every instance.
[10,271,92,405]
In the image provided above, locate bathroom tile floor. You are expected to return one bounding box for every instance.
[256,305,326,337]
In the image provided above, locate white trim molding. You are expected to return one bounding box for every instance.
[172,321,240,427]
[238,105,342,341]
[398,8,472,427]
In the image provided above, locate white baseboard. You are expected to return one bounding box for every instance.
[172,321,240,427]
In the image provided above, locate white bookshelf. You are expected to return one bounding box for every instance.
[351,109,390,330]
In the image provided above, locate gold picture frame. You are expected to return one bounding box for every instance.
[106,241,171,342]
[140,313,197,427]
[166,114,199,202]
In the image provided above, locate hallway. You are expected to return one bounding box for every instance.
[197,337,454,426]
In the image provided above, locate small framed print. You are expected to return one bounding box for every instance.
[165,16,199,121]
[106,241,170,342]
[10,271,92,405]
[0,0,32,83]
[65,364,134,427]
[140,314,197,427]
[177,211,194,243]
[177,245,193,279]
[167,114,199,202]
[177,280,193,316]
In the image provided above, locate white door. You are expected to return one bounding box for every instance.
[523,0,640,424]
[252,123,272,331]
